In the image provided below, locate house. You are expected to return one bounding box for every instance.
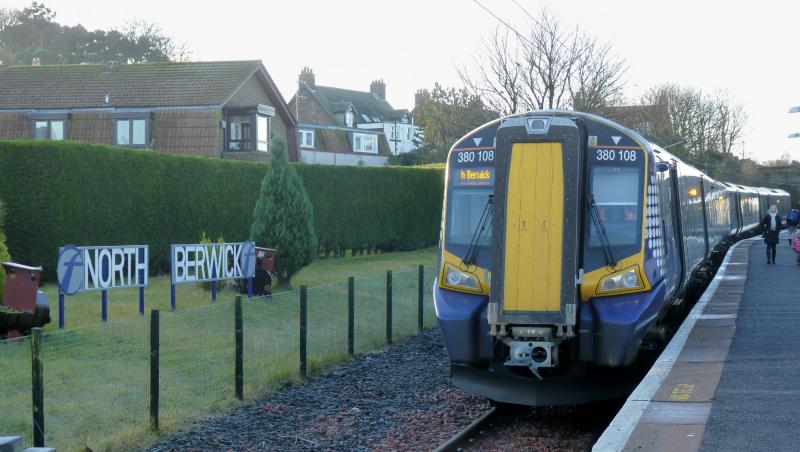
[288,67,421,166]
[0,60,298,161]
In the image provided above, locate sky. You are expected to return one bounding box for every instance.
[6,0,800,162]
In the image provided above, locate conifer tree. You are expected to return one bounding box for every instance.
[250,136,317,286]
[0,200,10,299]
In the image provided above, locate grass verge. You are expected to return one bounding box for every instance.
[1,248,439,451]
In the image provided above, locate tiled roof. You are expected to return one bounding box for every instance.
[0,60,262,109]
[310,85,408,123]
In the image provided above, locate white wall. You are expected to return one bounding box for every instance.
[300,149,388,167]
[357,122,422,155]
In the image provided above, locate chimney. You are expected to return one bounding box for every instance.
[31,57,41,66]
[414,89,429,109]
[370,79,386,100]
[299,67,315,88]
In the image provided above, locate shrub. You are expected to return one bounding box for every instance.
[199,231,227,291]
[0,140,444,278]
[250,141,317,286]
[0,200,10,299]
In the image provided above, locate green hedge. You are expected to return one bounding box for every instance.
[0,141,444,277]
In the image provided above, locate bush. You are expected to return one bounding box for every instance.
[0,200,10,299]
[251,140,317,286]
[199,231,226,291]
[0,140,444,278]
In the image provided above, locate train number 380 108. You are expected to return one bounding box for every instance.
[595,149,638,162]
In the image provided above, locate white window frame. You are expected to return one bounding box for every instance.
[353,133,378,154]
[256,114,269,152]
[300,129,315,148]
[345,110,354,128]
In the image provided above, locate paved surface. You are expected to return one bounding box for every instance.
[595,237,800,451]
[700,240,800,451]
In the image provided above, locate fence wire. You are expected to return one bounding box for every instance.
[41,317,149,450]
[0,264,439,450]
[0,336,32,446]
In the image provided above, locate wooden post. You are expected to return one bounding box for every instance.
[235,296,243,401]
[31,327,44,447]
[149,309,159,432]
[418,265,424,332]
[348,276,354,356]
[300,285,307,378]
[386,270,392,345]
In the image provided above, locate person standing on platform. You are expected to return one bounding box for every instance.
[761,204,783,264]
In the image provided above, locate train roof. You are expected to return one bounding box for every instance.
[451,110,786,200]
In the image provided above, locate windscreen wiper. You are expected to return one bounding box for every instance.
[588,193,617,268]
[462,194,494,266]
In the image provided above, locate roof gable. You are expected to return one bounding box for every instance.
[0,60,263,109]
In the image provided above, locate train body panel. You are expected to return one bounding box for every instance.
[435,110,790,406]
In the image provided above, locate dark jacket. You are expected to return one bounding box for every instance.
[761,214,783,244]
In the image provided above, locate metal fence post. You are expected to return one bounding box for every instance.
[235,296,243,401]
[386,270,392,345]
[58,291,64,329]
[149,309,159,432]
[348,276,354,356]
[31,327,44,447]
[418,265,424,332]
[300,285,307,378]
[101,290,108,322]
[139,286,145,316]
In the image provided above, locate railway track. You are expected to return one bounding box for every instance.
[433,406,499,452]
[432,400,623,452]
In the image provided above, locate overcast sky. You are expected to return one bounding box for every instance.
[7,0,800,162]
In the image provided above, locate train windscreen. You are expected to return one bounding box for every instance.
[445,149,495,269]
[584,148,645,271]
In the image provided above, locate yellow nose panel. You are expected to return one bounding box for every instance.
[503,142,564,312]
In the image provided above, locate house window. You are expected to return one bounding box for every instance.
[407,127,412,140]
[300,129,314,148]
[32,119,66,140]
[353,133,378,153]
[115,119,148,146]
[228,115,251,151]
[257,115,269,152]
[345,110,354,128]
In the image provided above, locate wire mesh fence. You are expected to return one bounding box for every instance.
[0,264,438,451]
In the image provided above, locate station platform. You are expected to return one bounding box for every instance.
[595,236,800,451]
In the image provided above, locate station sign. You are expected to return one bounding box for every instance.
[57,245,149,296]
[170,241,256,285]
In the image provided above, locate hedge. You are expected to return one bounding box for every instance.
[0,141,444,277]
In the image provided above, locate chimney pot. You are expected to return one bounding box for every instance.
[370,79,386,100]
[299,67,315,88]
[31,57,41,66]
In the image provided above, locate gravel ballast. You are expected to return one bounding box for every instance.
[150,328,619,451]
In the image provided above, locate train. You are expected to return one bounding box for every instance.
[434,111,790,406]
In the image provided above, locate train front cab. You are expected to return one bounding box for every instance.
[435,112,669,405]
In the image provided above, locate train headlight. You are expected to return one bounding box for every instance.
[597,265,643,294]
[442,264,482,293]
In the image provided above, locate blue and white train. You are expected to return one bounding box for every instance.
[434,111,790,405]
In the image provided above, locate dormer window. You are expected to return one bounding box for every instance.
[29,112,68,140]
[345,110,354,128]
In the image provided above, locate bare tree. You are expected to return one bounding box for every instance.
[460,8,626,115]
[641,84,747,159]
[459,27,522,115]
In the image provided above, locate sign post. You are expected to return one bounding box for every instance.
[169,241,256,308]
[57,245,149,327]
